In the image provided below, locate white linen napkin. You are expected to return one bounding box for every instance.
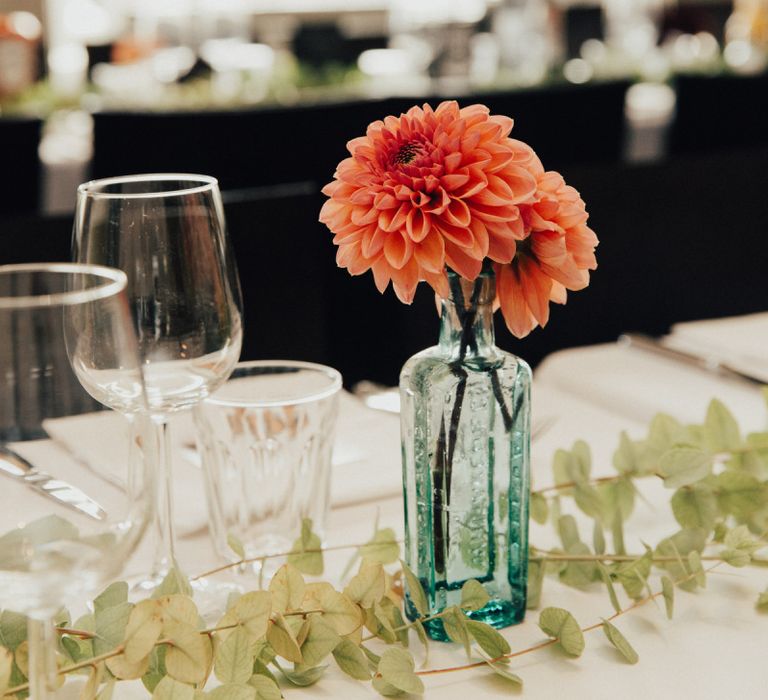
[535,342,768,431]
[665,312,768,383]
[38,391,404,536]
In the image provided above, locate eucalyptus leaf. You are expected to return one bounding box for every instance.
[757,589,768,612]
[313,586,362,636]
[460,580,490,611]
[269,564,305,613]
[230,592,272,641]
[332,639,371,680]
[465,619,510,659]
[226,533,246,560]
[215,626,254,685]
[267,613,303,664]
[106,651,151,680]
[671,484,718,532]
[279,662,327,687]
[538,607,584,657]
[557,515,582,551]
[574,482,604,521]
[123,600,163,664]
[287,519,323,575]
[615,550,652,600]
[441,606,471,657]
[601,620,638,664]
[480,654,523,687]
[659,447,713,489]
[207,684,256,700]
[401,561,429,618]
[0,647,12,693]
[94,582,129,613]
[164,620,212,685]
[371,675,404,697]
[301,616,341,667]
[344,561,386,608]
[413,619,429,667]
[152,566,193,599]
[530,492,549,525]
[93,602,132,656]
[377,647,424,695]
[661,576,674,619]
[0,611,27,651]
[151,676,195,700]
[715,471,765,519]
[526,559,544,610]
[141,645,168,693]
[359,528,400,565]
[593,520,606,556]
[597,563,622,615]
[687,551,706,587]
[247,675,282,700]
[703,399,741,452]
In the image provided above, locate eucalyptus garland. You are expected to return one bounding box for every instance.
[1,396,767,699]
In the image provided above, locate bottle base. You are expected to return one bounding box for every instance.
[421,598,525,642]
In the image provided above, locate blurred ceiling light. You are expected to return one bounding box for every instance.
[151,46,196,83]
[48,44,89,97]
[580,38,607,65]
[625,81,675,125]
[389,0,487,29]
[61,0,115,44]
[723,38,766,72]
[200,39,274,73]
[563,58,593,84]
[8,12,42,41]
[358,48,413,76]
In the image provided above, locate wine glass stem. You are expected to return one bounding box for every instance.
[27,617,58,700]
[152,417,178,577]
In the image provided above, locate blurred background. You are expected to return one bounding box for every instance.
[1,0,767,385]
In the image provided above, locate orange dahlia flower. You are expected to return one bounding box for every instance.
[320,101,598,338]
[320,101,538,303]
[495,157,598,338]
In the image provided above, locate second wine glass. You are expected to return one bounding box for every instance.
[73,174,243,586]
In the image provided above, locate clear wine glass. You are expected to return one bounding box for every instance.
[0,262,152,699]
[73,174,243,587]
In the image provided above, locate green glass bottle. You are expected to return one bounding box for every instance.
[400,268,531,640]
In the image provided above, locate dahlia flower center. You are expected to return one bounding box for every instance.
[393,141,424,166]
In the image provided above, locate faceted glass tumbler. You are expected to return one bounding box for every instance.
[399,270,531,640]
[194,361,342,568]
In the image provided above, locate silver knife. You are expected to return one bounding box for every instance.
[0,445,107,521]
[619,333,767,387]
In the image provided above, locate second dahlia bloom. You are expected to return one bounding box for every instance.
[320,101,538,303]
[495,156,598,338]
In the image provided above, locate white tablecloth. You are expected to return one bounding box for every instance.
[9,314,768,699]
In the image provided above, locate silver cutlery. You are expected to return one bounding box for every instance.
[619,333,767,387]
[0,444,107,521]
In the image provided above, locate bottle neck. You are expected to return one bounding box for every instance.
[438,271,497,363]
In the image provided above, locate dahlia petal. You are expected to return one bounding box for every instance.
[406,208,431,243]
[469,218,489,259]
[444,197,472,228]
[424,188,449,215]
[519,256,552,328]
[531,230,568,266]
[484,145,515,173]
[441,172,470,191]
[471,203,521,223]
[452,167,488,199]
[319,198,346,224]
[487,232,516,264]
[424,271,450,299]
[550,281,568,304]
[351,206,379,226]
[434,221,474,249]
[444,152,463,173]
[371,256,392,294]
[413,230,445,273]
[489,115,514,138]
[444,241,483,281]
[332,228,364,246]
[390,257,420,304]
[379,203,408,232]
[495,167,538,203]
[336,242,366,271]
[373,191,398,210]
[361,226,387,258]
[497,263,536,339]
[383,230,413,270]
